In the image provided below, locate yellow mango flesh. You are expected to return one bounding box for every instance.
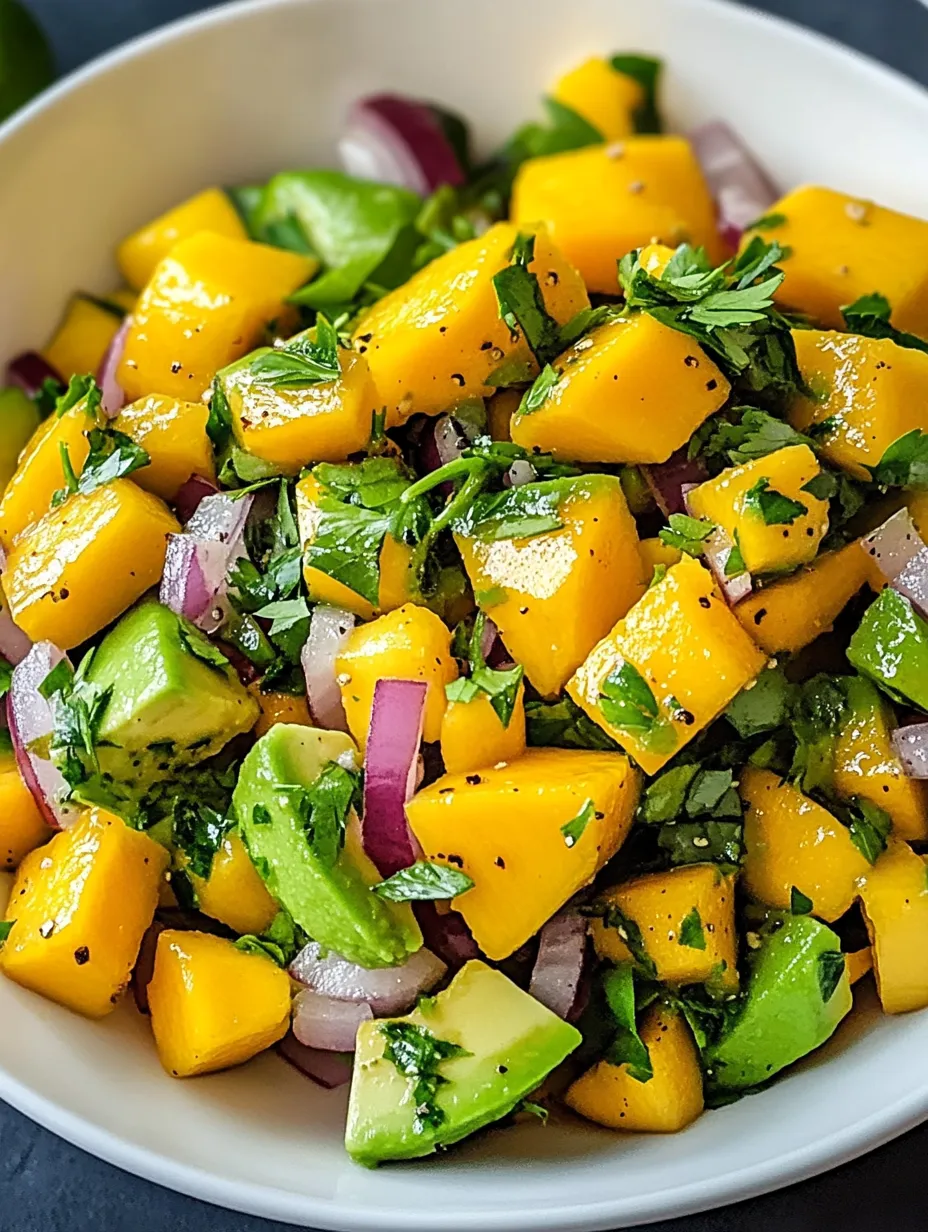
[188,833,278,937]
[440,687,527,776]
[118,233,315,403]
[226,347,377,471]
[550,57,643,141]
[406,747,641,961]
[43,296,121,383]
[591,864,739,991]
[296,475,414,619]
[511,314,730,465]
[117,187,248,291]
[0,751,51,871]
[790,330,928,480]
[742,185,928,334]
[687,445,828,574]
[512,137,724,294]
[5,479,180,649]
[846,947,873,986]
[638,536,682,577]
[0,808,167,1018]
[335,603,457,751]
[249,685,314,738]
[859,840,928,1014]
[148,929,291,1077]
[740,767,870,922]
[734,541,870,655]
[352,222,588,426]
[566,1002,704,1132]
[0,399,98,550]
[455,475,646,699]
[114,395,216,501]
[834,679,928,843]
[906,490,928,540]
[568,557,766,776]
[487,388,520,443]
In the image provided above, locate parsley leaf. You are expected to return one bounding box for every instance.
[817,950,846,1003]
[743,476,807,525]
[841,293,928,357]
[658,513,715,556]
[561,798,596,848]
[869,429,928,489]
[601,964,653,1082]
[678,907,706,950]
[379,1021,470,1135]
[524,696,620,751]
[248,316,341,387]
[373,861,474,902]
[492,232,562,366]
[790,886,813,915]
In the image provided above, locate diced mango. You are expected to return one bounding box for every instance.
[118,233,315,403]
[5,479,180,648]
[105,289,138,315]
[113,395,216,502]
[511,314,729,465]
[740,767,870,922]
[0,398,99,550]
[335,603,457,750]
[248,685,313,739]
[117,187,248,290]
[742,185,928,334]
[846,947,872,986]
[638,536,682,576]
[859,840,928,1013]
[906,490,928,541]
[456,475,646,698]
[591,864,738,991]
[568,557,766,776]
[352,222,588,426]
[512,137,723,294]
[487,388,521,443]
[0,749,51,871]
[42,295,122,383]
[834,676,928,843]
[406,748,640,960]
[550,56,643,141]
[686,445,828,574]
[0,808,167,1018]
[790,330,928,480]
[440,686,526,776]
[734,541,870,655]
[187,832,279,937]
[566,1002,704,1132]
[147,930,291,1077]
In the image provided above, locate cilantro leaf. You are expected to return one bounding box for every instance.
[789,674,848,796]
[640,764,699,823]
[492,232,562,366]
[743,476,807,525]
[841,293,928,357]
[178,624,231,672]
[173,800,233,880]
[561,798,596,848]
[658,513,715,556]
[277,761,361,868]
[790,886,813,915]
[725,667,795,738]
[450,483,564,542]
[373,861,474,902]
[517,363,560,415]
[843,796,892,864]
[685,769,736,817]
[41,656,112,788]
[0,919,13,944]
[524,696,620,752]
[248,316,341,387]
[697,408,813,466]
[583,903,657,979]
[0,655,13,701]
[304,500,393,607]
[609,53,663,133]
[601,964,653,1082]
[869,429,928,489]
[236,909,308,967]
[657,819,743,868]
[379,1021,470,1135]
[600,661,657,732]
[506,97,603,166]
[746,212,788,231]
[55,373,102,421]
[77,428,150,493]
[254,597,311,660]
[724,530,746,577]
[678,907,706,950]
[817,950,846,1003]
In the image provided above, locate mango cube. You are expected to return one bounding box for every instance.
[117,187,248,291]
[405,748,641,960]
[440,687,527,776]
[568,557,766,775]
[43,295,122,383]
[859,840,928,1014]
[511,314,730,465]
[0,748,51,871]
[186,832,279,938]
[249,685,314,739]
[113,395,216,501]
[550,57,643,141]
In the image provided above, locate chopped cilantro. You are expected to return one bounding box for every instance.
[743,476,807,525]
[207,378,233,449]
[253,597,311,660]
[698,409,813,467]
[491,232,562,366]
[561,798,595,848]
[450,482,564,542]
[601,964,653,1082]
[0,655,13,700]
[517,363,560,416]
[248,315,341,386]
[724,530,746,577]
[746,212,788,231]
[524,696,620,752]
[173,799,232,880]
[678,907,706,950]
[54,373,102,420]
[869,429,928,489]
[657,819,743,868]
[41,655,112,789]
[789,674,848,796]
[506,96,603,168]
[600,661,657,733]
[685,769,736,817]
[235,909,306,967]
[277,761,361,868]
[0,920,14,945]
[843,796,892,864]
[725,667,794,738]
[177,624,231,672]
[583,903,657,979]
[518,1100,549,1123]
[379,1021,470,1135]
[609,54,663,133]
[841,292,928,357]
[640,764,699,823]
[790,886,813,915]
[817,950,846,1003]
[252,804,272,826]
[373,861,474,902]
[658,513,715,557]
[53,427,150,508]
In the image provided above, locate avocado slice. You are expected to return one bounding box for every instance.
[63,599,259,813]
[234,724,421,968]
[704,914,852,1091]
[848,587,928,710]
[346,960,581,1166]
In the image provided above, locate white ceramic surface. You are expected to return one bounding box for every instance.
[2,1,928,1228]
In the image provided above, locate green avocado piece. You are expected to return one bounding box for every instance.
[847,587,928,710]
[346,960,581,1166]
[66,599,259,812]
[0,387,40,492]
[704,915,851,1091]
[234,724,421,969]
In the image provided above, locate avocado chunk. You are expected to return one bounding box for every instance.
[704,915,852,1091]
[0,387,40,491]
[57,598,259,814]
[346,960,581,1166]
[234,724,421,968]
[848,587,928,710]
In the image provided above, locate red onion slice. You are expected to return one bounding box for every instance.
[893,549,928,622]
[434,415,468,467]
[291,988,373,1051]
[6,352,63,399]
[302,606,356,730]
[185,490,253,545]
[97,317,131,418]
[160,492,253,633]
[8,642,80,830]
[363,678,427,877]
[703,528,752,606]
[529,911,588,1020]
[340,94,466,195]
[0,596,32,666]
[507,459,536,488]
[289,941,446,1016]
[413,902,480,971]
[689,121,778,247]
[643,450,709,517]
[132,921,166,1015]
[892,724,928,779]
[277,1033,353,1088]
[861,509,924,584]
[174,474,220,525]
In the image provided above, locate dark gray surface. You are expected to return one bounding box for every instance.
[3,1,928,1230]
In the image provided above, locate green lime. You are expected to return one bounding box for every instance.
[0,0,54,123]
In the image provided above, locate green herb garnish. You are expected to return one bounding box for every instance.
[373,861,474,902]
[379,1021,470,1135]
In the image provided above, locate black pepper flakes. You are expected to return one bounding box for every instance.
[698,596,711,609]
[465,775,482,786]
[74,946,90,966]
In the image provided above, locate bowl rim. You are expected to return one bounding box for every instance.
[2,1,928,1229]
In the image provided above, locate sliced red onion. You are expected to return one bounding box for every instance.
[277,1033,353,1088]
[289,940,446,1016]
[8,642,80,830]
[292,987,373,1051]
[643,450,709,517]
[160,492,253,633]
[340,94,466,195]
[703,527,752,606]
[892,724,928,779]
[0,601,32,666]
[893,550,928,622]
[529,911,588,1020]
[434,415,468,466]
[479,614,501,665]
[363,678,427,878]
[302,606,356,730]
[185,490,253,545]
[132,921,166,1015]
[507,459,536,488]
[689,121,778,247]
[174,473,220,524]
[97,317,130,418]
[6,352,63,399]
[413,902,480,971]
[861,509,924,584]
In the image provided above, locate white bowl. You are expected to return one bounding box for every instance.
[2,0,928,1227]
